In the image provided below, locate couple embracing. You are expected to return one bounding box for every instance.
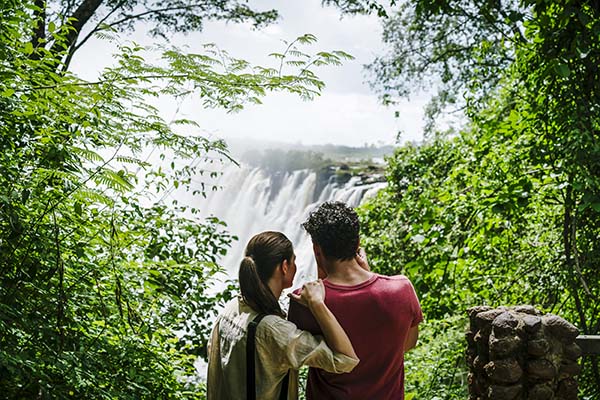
[207,201,423,399]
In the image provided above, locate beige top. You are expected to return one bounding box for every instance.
[207,297,359,400]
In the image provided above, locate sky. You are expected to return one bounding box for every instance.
[70,0,427,147]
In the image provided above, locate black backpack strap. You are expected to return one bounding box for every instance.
[279,370,290,400]
[246,313,290,400]
[246,313,267,400]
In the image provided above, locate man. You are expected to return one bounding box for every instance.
[288,201,423,399]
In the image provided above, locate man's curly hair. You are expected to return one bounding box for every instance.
[302,201,359,260]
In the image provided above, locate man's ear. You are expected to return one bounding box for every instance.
[317,265,327,279]
[312,242,321,257]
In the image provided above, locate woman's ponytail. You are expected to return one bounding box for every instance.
[238,232,293,317]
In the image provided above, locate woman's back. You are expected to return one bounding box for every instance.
[208,298,293,399]
[207,297,357,400]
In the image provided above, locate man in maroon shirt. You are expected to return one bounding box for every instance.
[288,201,423,399]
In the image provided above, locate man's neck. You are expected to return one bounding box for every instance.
[324,258,372,286]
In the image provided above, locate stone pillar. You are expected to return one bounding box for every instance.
[466,305,582,400]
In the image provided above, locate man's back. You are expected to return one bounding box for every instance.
[288,273,423,400]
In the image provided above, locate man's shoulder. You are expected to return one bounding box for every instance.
[287,295,321,333]
[375,273,410,282]
[375,273,416,286]
[287,292,311,320]
[369,274,417,295]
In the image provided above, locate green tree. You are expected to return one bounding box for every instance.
[360,0,600,396]
[368,0,526,131]
[0,2,352,397]
[28,0,279,69]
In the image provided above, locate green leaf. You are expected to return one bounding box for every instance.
[1,88,15,97]
[554,62,570,78]
[24,41,33,55]
[74,201,83,216]
[21,189,30,203]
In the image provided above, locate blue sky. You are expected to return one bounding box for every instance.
[70,0,427,147]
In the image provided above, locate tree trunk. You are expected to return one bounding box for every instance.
[30,0,46,60]
[50,0,105,59]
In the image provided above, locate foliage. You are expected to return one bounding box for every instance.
[368,0,526,132]
[30,0,280,69]
[0,2,351,398]
[321,0,397,17]
[360,0,600,396]
[297,366,309,400]
[359,133,556,316]
[404,315,468,400]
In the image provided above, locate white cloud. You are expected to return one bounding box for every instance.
[69,0,426,146]
[181,91,425,146]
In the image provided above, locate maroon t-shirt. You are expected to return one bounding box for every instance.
[288,274,423,400]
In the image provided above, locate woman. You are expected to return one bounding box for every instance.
[207,231,358,400]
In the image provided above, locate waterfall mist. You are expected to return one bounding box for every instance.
[194,163,385,289]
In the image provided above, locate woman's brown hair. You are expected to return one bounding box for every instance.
[239,231,293,318]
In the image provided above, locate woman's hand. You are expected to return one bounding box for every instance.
[289,279,358,360]
[288,279,325,309]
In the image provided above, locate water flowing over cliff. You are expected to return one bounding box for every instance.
[197,163,385,286]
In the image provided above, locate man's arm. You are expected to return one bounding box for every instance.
[404,325,419,352]
[355,248,370,271]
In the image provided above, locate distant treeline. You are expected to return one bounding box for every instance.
[240,145,394,172]
[304,143,395,160]
[241,149,330,172]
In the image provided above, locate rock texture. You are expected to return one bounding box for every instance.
[466,306,582,400]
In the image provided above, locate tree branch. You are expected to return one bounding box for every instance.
[53,209,66,352]
[105,4,209,29]
[26,73,296,91]
[72,0,128,54]
[50,0,105,57]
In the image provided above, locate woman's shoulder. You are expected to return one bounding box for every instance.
[259,314,291,330]
[216,297,255,331]
[256,314,299,341]
[219,297,242,317]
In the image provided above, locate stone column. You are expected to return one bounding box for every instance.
[466,305,582,400]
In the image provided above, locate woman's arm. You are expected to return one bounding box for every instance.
[289,280,357,359]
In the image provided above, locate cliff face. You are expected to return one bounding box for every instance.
[314,163,386,202]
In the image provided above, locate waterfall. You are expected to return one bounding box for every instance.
[189,162,385,379]
[195,163,386,288]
